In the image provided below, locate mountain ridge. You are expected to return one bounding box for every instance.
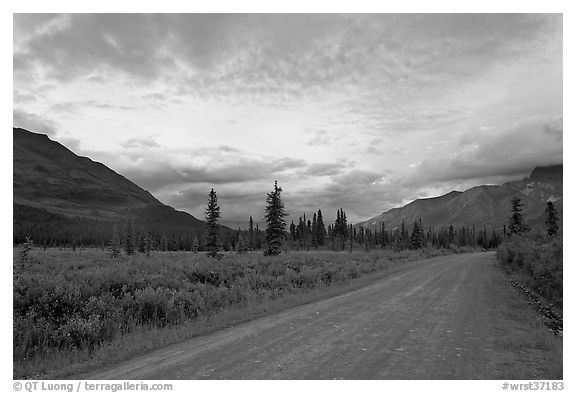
[13,127,204,229]
[358,164,562,231]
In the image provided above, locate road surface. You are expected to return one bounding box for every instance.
[78,252,561,379]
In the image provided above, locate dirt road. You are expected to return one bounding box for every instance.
[79,252,561,379]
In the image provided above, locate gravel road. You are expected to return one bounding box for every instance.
[78,252,561,379]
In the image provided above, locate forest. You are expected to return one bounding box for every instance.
[13,203,503,253]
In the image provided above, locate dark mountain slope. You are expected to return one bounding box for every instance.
[13,127,205,239]
[14,128,161,218]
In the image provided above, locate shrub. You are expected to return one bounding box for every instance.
[497,233,562,308]
[14,247,457,367]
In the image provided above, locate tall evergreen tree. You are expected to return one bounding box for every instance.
[18,236,33,270]
[410,219,424,249]
[349,223,354,252]
[137,231,146,253]
[545,201,559,237]
[144,231,152,257]
[264,181,287,256]
[255,223,262,249]
[380,222,387,248]
[311,213,318,249]
[124,220,134,255]
[400,220,409,249]
[248,216,255,250]
[508,196,529,235]
[334,208,348,251]
[317,209,326,246]
[191,235,199,253]
[205,188,221,258]
[297,216,304,248]
[109,225,121,258]
[448,225,455,245]
[289,221,297,242]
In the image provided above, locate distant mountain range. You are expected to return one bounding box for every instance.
[13,126,562,245]
[13,127,204,230]
[358,165,562,232]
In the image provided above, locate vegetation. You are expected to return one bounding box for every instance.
[497,198,562,314]
[14,202,503,254]
[13,246,458,379]
[124,220,135,255]
[205,188,221,258]
[508,196,530,235]
[409,219,424,249]
[264,181,287,256]
[545,201,559,237]
[497,233,562,311]
[109,225,121,258]
[13,180,513,379]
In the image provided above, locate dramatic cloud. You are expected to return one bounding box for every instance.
[13,14,563,225]
[403,116,564,187]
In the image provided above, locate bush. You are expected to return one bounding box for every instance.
[14,247,457,365]
[497,233,562,308]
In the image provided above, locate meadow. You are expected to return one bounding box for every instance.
[13,246,461,379]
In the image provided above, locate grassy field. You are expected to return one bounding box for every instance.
[13,246,463,379]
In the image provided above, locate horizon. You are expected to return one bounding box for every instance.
[13,126,561,229]
[13,14,563,227]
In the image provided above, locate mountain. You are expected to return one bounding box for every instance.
[13,127,204,232]
[358,165,562,232]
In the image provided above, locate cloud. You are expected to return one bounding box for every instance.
[12,14,563,226]
[307,130,331,146]
[14,14,174,82]
[13,109,59,136]
[281,171,412,224]
[305,162,349,176]
[14,14,560,107]
[50,100,134,113]
[117,148,307,193]
[403,115,563,187]
[121,137,160,149]
[13,90,36,103]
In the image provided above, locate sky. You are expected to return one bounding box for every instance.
[13,13,563,228]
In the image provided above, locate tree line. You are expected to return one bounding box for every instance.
[14,184,559,257]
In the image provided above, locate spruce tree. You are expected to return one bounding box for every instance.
[410,219,424,249]
[509,197,529,235]
[297,216,304,248]
[317,209,326,246]
[334,208,348,251]
[109,225,121,258]
[248,216,255,250]
[137,232,146,253]
[19,236,33,270]
[236,235,244,253]
[401,220,409,249]
[311,213,318,249]
[205,188,221,258]
[448,225,455,245]
[545,201,559,237]
[192,236,199,253]
[289,221,297,243]
[144,231,152,257]
[380,222,386,248]
[124,220,135,255]
[264,181,287,256]
[255,223,262,249]
[349,223,354,252]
